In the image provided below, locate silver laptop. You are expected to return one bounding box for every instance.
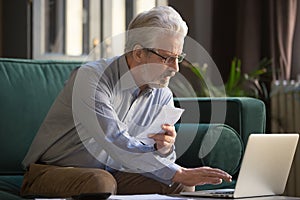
[180,133,299,198]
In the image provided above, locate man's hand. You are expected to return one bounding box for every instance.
[148,124,176,155]
[172,166,232,186]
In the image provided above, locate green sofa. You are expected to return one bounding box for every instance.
[0,58,266,199]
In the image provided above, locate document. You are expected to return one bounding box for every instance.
[109,194,188,199]
[35,194,190,200]
[35,198,71,200]
[136,105,184,145]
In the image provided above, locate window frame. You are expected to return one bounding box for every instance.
[33,0,102,61]
[32,0,168,61]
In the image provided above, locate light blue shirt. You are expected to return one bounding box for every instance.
[23,55,180,185]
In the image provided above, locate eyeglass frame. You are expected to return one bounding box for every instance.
[144,48,186,64]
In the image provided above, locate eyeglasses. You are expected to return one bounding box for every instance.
[145,48,186,64]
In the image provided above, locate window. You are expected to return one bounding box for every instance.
[32,0,167,60]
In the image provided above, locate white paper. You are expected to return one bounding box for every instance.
[35,199,67,200]
[108,194,187,200]
[35,194,191,200]
[136,105,184,145]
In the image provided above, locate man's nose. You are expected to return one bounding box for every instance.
[169,60,179,73]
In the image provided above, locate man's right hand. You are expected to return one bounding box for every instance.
[172,167,232,186]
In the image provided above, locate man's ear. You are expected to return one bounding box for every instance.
[132,44,145,63]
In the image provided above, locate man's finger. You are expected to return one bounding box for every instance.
[148,133,174,143]
[199,167,232,182]
[161,124,176,136]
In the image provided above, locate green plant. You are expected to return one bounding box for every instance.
[188,57,270,99]
[225,57,270,99]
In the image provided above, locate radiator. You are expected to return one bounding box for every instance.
[270,80,300,197]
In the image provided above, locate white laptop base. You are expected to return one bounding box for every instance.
[180,134,299,198]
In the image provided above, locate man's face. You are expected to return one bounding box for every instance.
[135,35,185,89]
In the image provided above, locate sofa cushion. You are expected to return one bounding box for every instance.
[175,123,244,176]
[0,191,25,200]
[0,175,23,199]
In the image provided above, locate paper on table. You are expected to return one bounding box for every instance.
[35,194,190,200]
[108,194,188,200]
[136,105,184,145]
[35,199,68,200]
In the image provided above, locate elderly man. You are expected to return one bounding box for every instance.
[21,6,231,198]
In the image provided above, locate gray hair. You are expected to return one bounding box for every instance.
[124,6,188,53]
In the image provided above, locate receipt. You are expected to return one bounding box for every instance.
[136,105,184,145]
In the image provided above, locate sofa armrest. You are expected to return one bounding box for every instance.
[175,123,242,190]
[175,123,243,176]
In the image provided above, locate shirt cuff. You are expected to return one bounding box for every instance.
[154,144,175,158]
[143,162,181,186]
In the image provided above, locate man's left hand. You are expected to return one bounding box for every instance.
[148,124,176,155]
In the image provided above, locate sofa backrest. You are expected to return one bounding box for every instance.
[0,58,81,175]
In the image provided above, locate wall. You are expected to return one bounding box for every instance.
[1,0,31,58]
[168,0,239,84]
[168,0,213,54]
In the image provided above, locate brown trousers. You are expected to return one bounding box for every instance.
[20,164,194,198]
[20,164,117,198]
